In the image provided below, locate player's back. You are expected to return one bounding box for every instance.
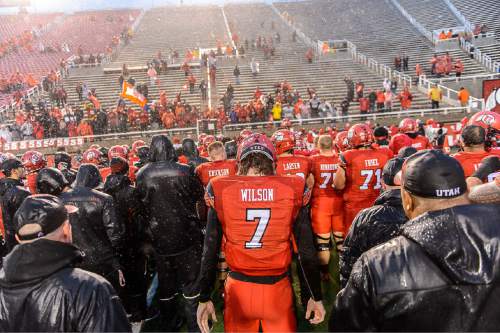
[210,175,305,276]
[342,148,393,204]
[275,155,310,178]
[411,135,431,150]
[309,154,341,198]
[452,150,500,177]
[195,159,238,187]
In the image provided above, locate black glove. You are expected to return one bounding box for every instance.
[471,156,500,182]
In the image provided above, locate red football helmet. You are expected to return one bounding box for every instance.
[271,129,295,155]
[468,111,500,146]
[198,133,207,145]
[132,140,146,154]
[108,145,128,160]
[399,118,418,133]
[237,133,276,162]
[335,131,349,152]
[82,148,103,165]
[21,150,46,173]
[238,129,253,144]
[203,135,216,148]
[347,124,374,148]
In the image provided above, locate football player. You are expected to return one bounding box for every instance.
[309,135,343,280]
[21,150,46,193]
[334,124,393,233]
[197,133,325,333]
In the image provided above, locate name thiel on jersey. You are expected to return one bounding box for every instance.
[241,188,274,202]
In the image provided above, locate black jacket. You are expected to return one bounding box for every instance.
[0,239,130,332]
[339,189,407,287]
[60,164,123,274]
[182,138,208,168]
[103,174,144,254]
[330,203,500,331]
[136,135,204,256]
[0,178,30,252]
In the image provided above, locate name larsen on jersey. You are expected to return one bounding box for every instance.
[241,188,274,202]
[283,162,300,170]
[208,168,230,177]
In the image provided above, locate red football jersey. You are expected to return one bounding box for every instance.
[208,175,305,276]
[452,150,500,178]
[26,172,37,194]
[411,135,432,150]
[341,148,393,205]
[309,154,342,198]
[195,159,238,187]
[275,155,311,179]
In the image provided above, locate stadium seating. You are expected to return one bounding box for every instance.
[112,5,229,67]
[274,0,487,77]
[0,13,62,41]
[450,0,500,63]
[397,0,460,32]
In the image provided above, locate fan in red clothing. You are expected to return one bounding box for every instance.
[271,129,312,184]
[197,133,325,333]
[334,124,393,233]
[129,140,146,165]
[390,118,432,153]
[308,134,344,281]
[21,150,46,194]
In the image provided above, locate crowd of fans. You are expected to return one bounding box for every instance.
[0,108,498,331]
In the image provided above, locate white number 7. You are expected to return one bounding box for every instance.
[245,209,271,249]
[319,172,335,188]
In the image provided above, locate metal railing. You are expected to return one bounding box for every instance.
[389,0,433,42]
[459,38,500,73]
[0,127,197,153]
[222,106,469,134]
[344,40,413,88]
[418,74,484,110]
[429,72,500,84]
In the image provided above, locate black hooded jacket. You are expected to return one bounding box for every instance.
[330,203,500,331]
[339,189,407,287]
[0,178,30,251]
[103,174,144,253]
[182,138,208,168]
[0,239,130,332]
[59,164,124,274]
[136,135,204,256]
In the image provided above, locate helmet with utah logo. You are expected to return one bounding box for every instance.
[468,111,500,147]
[82,148,103,165]
[108,145,128,160]
[347,124,374,148]
[335,131,350,152]
[271,129,295,155]
[399,118,418,133]
[21,150,46,173]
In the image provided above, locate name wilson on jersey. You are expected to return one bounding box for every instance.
[241,188,274,202]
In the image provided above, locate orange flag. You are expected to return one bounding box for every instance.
[121,81,147,108]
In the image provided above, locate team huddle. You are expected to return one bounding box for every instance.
[0,110,499,332]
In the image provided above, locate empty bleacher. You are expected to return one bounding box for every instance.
[274,0,487,77]
[112,5,229,67]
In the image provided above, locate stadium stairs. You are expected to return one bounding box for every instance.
[450,0,500,64]
[273,0,487,78]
